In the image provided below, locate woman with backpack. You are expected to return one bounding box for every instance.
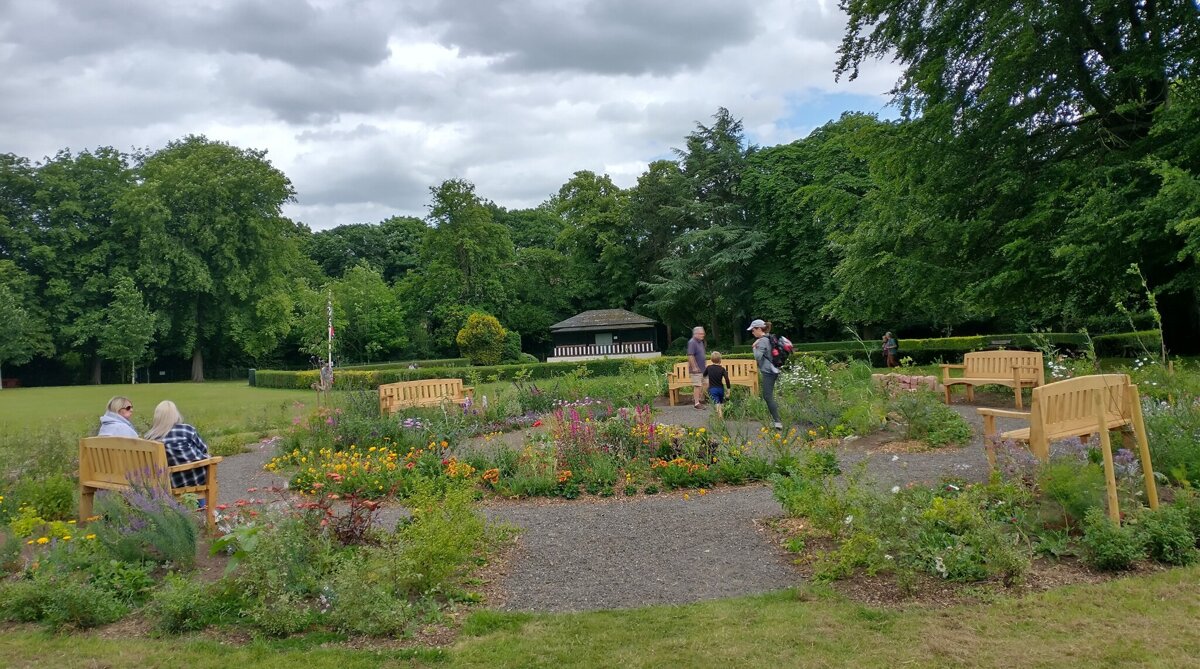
[748,319,783,430]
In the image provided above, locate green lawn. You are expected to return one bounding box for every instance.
[0,382,317,437]
[1,564,1198,667]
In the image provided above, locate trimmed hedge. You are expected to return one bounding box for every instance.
[1092,330,1162,357]
[254,354,756,390]
[340,357,470,371]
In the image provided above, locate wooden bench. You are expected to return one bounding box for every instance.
[666,359,760,406]
[978,374,1159,521]
[942,350,1044,408]
[379,378,474,415]
[79,436,223,531]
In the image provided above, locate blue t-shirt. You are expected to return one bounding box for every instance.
[687,337,706,374]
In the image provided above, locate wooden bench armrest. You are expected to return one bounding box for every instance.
[168,456,224,473]
[975,408,1031,420]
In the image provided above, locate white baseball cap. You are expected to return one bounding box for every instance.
[747,319,766,331]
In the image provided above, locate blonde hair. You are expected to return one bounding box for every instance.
[710,351,722,363]
[107,396,132,413]
[144,400,183,440]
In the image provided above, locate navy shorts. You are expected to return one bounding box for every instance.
[708,387,725,404]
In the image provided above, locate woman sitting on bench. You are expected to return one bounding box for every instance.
[143,400,212,488]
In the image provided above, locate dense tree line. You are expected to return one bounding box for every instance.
[1,1,1197,384]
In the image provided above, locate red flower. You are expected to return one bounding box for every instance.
[215,504,228,511]
[532,420,543,427]
[405,462,415,470]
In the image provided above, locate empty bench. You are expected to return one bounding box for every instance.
[942,350,1044,408]
[79,436,223,531]
[978,373,1158,521]
[379,378,474,415]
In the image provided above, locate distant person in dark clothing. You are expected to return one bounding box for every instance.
[703,351,732,419]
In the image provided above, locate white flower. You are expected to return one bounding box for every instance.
[934,556,948,578]
[891,486,901,494]
[884,554,894,561]
[843,515,853,525]
[947,484,960,491]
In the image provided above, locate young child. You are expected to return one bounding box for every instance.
[703,351,732,418]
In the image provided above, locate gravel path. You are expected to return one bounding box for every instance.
[213,397,1031,611]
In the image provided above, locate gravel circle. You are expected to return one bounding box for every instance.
[212,397,1032,612]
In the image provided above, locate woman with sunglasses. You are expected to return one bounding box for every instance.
[97,396,138,437]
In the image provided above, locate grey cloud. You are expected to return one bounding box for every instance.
[0,0,391,71]
[409,0,757,75]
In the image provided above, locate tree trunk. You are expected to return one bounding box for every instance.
[91,357,102,385]
[191,348,205,382]
[0,363,4,390]
[131,363,136,385]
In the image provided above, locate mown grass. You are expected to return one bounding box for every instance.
[0,382,316,438]
[2,565,1198,668]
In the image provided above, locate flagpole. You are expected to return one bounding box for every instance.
[326,288,334,368]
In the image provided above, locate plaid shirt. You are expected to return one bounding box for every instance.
[160,424,210,488]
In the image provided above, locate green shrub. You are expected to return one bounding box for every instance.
[1081,509,1144,571]
[1092,330,1162,357]
[1038,458,1107,525]
[395,480,486,595]
[87,559,155,605]
[246,593,315,637]
[1172,489,1200,539]
[0,572,129,631]
[457,313,508,366]
[11,474,76,521]
[326,552,414,636]
[1133,506,1198,566]
[147,573,230,634]
[888,390,972,447]
[1143,398,1200,487]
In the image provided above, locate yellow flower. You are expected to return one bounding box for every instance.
[62,535,71,541]
[85,534,97,540]
[36,537,49,545]
[683,493,690,501]
[698,488,708,496]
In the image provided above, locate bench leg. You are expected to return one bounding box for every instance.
[982,414,998,471]
[1014,386,1023,410]
[1129,386,1159,510]
[205,463,219,532]
[966,385,975,403]
[79,486,95,524]
[668,388,677,407]
[944,385,952,404]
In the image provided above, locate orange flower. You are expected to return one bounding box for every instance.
[557,470,573,483]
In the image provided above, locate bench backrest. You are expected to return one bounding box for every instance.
[379,378,467,413]
[1030,374,1133,444]
[79,436,169,488]
[669,362,691,381]
[721,359,759,380]
[963,350,1045,384]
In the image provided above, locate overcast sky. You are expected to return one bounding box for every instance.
[0,0,899,230]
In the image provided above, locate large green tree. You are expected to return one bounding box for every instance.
[31,148,137,383]
[306,216,427,282]
[553,171,635,310]
[97,275,158,384]
[0,269,53,389]
[834,0,1200,345]
[117,136,303,380]
[642,108,764,344]
[415,179,515,353]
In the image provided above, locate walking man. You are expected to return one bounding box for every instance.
[687,326,707,409]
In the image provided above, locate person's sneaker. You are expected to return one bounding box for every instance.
[772,422,783,430]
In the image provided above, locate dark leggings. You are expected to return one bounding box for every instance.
[761,371,781,424]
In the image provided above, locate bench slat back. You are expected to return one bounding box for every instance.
[963,351,1044,382]
[379,378,467,414]
[721,359,758,379]
[79,437,169,487]
[669,362,690,381]
[1030,374,1132,443]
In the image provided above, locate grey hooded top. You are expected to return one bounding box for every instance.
[97,411,138,438]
